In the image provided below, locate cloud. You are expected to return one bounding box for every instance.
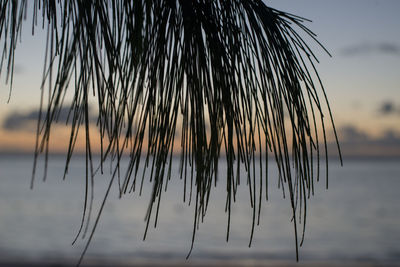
[378,43,400,54]
[339,125,400,145]
[340,125,369,142]
[2,111,37,131]
[378,101,400,116]
[340,42,400,56]
[2,106,97,131]
[331,125,400,157]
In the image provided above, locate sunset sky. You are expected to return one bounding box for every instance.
[0,0,399,157]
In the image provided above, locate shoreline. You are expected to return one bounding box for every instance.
[1,259,400,267]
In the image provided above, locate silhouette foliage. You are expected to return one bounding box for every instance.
[0,0,341,262]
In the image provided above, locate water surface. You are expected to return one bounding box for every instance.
[0,155,399,265]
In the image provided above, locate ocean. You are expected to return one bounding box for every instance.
[0,155,399,266]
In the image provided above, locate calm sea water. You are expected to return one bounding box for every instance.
[0,155,399,265]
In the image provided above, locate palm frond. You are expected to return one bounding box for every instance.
[0,0,342,262]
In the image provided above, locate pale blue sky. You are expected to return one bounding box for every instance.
[268,0,400,136]
[0,0,399,155]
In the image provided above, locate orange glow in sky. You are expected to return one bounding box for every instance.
[0,0,399,157]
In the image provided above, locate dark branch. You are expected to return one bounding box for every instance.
[0,0,342,263]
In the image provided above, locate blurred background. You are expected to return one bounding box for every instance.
[0,0,399,266]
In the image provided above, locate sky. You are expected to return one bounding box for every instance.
[0,0,399,157]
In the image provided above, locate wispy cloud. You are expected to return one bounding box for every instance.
[341,42,400,56]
